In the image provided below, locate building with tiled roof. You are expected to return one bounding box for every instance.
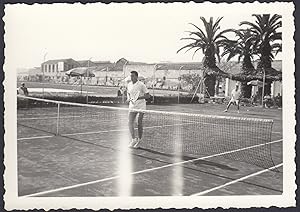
[77,60,98,67]
[41,58,80,79]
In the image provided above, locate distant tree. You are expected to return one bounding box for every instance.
[240,14,282,95]
[177,17,230,96]
[221,29,257,97]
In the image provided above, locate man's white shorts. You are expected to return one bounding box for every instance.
[230,99,240,105]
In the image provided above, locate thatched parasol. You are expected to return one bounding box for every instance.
[228,67,282,81]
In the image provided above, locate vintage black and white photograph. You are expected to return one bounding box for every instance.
[3,1,296,210]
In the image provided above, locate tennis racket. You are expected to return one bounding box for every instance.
[129,91,140,104]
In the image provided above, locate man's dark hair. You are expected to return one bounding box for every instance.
[130,71,138,77]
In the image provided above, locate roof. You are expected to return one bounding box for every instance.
[42,58,80,65]
[128,61,149,65]
[92,64,122,72]
[156,62,203,70]
[93,61,112,66]
[93,61,111,64]
[77,60,98,67]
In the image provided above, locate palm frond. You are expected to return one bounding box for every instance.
[200,17,213,43]
[187,31,208,42]
[212,17,224,35]
[240,21,262,34]
[238,54,243,63]
[177,43,195,53]
[192,47,203,59]
[180,37,200,42]
[271,43,282,55]
[185,46,198,54]
[269,14,282,27]
[188,23,207,40]
[227,51,238,62]
[269,32,282,41]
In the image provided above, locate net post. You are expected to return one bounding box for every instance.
[178,87,180,104]
[56,103,60,135]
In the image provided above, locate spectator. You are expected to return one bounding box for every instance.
[18,83,29,96]
[274,93,282,108]
[117,86,127,97]
[250,91,259,106]
[263,94,272,108]
[117,87,122,97]
[18,82,29,109]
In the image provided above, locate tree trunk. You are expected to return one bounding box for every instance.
[257,56,272,96]
[204,75,216,97]
[241,55,255,98]
[264,80,272,95]
[215,79,220,96]
[241,82,252,98]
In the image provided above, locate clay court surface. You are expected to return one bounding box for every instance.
[17,101,283,197]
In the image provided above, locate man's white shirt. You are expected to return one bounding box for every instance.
[127,81,149,110]
[231,89,241,101]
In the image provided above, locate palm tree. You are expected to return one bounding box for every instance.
[177,17,229,96]
[240,14,282,95]
[221,29,257,97]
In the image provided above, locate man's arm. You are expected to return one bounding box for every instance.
[138,83,150,100]
[125,91,131,103]
[138,93,150,100]
[230,90,234,98]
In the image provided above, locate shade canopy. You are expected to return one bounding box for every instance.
[228,67,282,82]
[247,80,263,87]
[65,67,95,77]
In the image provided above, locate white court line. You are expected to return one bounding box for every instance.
[18,135,54,141]
[18,115,81,120]
[20,138,282,197]
[63,129,128,136]
[190,163,283,196]
[17,122,208,140]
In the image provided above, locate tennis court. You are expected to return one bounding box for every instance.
[17,96,283,197]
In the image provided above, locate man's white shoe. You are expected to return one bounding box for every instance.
[128,138,137,148]
[133,138,141,148]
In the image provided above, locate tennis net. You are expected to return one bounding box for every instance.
[17,95,276,169]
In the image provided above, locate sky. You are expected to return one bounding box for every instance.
[4,2,284,72]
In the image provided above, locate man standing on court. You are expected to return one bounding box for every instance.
[127,71,150,148]
[224,83,241,113]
